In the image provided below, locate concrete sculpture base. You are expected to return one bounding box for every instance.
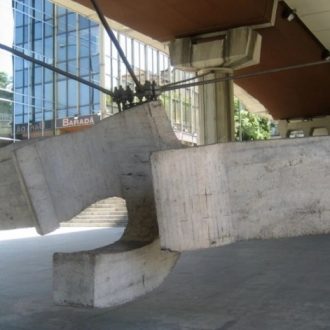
[151,137,330,252]
[54,239,179,308]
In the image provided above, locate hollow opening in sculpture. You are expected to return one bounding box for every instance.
[61,196,128,229]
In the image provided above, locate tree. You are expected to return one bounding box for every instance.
[0,71,12,115]
[0,72,10,88]
[234,99,271,141]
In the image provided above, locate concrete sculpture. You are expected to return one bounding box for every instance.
[2,102,330,308]
[151,137,330,251]
[0,101,181,307]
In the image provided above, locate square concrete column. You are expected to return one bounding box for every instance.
[198,70,235,145]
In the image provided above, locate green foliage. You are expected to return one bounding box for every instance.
[0,72,10,88]
[0,72,12,115]
[234,99,270,141]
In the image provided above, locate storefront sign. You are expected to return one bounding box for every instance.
[56,114,100,129]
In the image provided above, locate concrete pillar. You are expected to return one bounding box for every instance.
[198,69,235,145]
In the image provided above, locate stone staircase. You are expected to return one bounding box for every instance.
[61,197,128,228]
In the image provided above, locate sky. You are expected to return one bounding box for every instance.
[0,0,14,78]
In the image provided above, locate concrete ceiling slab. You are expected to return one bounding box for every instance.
[236,1,330,119]
[61,0,330,120]
[286,0,330,49]
[72,0,276,41]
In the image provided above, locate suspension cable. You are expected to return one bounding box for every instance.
[161,59,330,92]
[89,0,142,90]
[163,71,212,89]
[0,43,113,96]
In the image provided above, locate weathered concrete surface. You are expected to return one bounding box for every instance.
[152,137,330,251]
[54,239,179,308]
[0,102,181,308]
[0,101,181,238]
[48,102,181,307]
[0,141,38,230]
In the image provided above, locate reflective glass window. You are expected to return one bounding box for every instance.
[57,80,67,109]
[79,57,90,76]
[44,21,53,37]
[45,36,53,60]
[35,111,42,122]
[45,2,53,17]
[16,26,23,44]
[15,57,24,71]
[15,114,23,124]
[68,60,77,74]
[67,43,76,60]
[15,70,23,88]
[90,26,99,48]
[57,62,66,71]
[57,15,66,32]
[57,34,66,61]
[67,13,76,31]
[68,80,77,107]
[67,108,76,117]
[34,66,42,84]
[80,105,89,115]
[34,1,43,21]
[44,110,52,120]
[91,55,99,73]
[44,82,53,104]
[34,21,42,39]
[57,109,66,119]
[16,12,23,27]
[34,40,43,56]
[57,7,67,16]
[79,83,89,106]
[79,29,89,56]
[79,16,89,29]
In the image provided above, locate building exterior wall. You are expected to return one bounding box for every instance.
[12,0,199,144]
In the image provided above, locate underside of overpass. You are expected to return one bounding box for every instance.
[62,0,330,121]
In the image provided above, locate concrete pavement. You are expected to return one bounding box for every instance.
[1,227,330,329]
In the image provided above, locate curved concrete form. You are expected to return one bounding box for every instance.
[12,101,182,239]
[152,136,330,251]
[0,140,42,230]
[54,239,179,308]
[0,102,181,307]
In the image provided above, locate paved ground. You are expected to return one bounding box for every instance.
[1,228,330,330]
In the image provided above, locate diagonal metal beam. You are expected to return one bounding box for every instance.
[90,0,142,90]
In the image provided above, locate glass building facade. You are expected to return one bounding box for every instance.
[12,0,199,143]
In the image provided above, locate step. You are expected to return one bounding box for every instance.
[79,210,128,216]
[63,218,128,224]
[65,218,127,224]
[91,204,126,209]
[70,215,128,220]
[71,218,128,223]
[61,222,126,228]
[94,201,126,205]
[94,197,125,203]
[73,215,128,220]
